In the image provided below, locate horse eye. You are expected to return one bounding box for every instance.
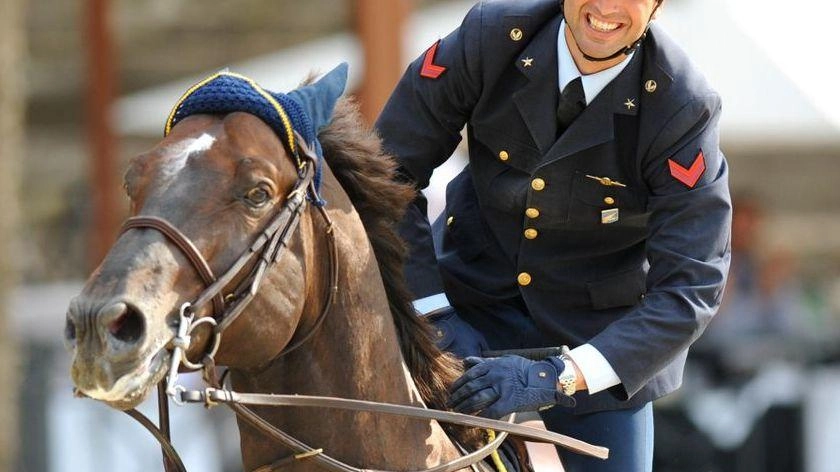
[245,187,271,206]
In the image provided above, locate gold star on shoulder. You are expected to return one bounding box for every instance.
[624,98,636,110]
[521,57,534,67]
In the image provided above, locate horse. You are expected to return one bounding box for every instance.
[63,64,493,471]
[63,64,607,471]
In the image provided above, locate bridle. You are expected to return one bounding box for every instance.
[118,131,338,471]
[112,132,607,472]
[122,132,338,369]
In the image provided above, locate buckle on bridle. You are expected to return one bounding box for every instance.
[203,387,220,408]
[200,387,234,408]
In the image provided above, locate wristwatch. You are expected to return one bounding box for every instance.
[557,350,577,397]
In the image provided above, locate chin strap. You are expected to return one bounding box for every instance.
[578,27,650,62]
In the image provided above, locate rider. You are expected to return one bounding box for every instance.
[375,0,731,471]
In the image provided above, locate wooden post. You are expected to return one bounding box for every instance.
[355,0,412,125]
[85,0,119,270]
[0,0,25,467]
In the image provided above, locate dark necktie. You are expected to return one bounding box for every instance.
[556,77,586,136]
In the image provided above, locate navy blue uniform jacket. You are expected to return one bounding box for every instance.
[376,0,732,413]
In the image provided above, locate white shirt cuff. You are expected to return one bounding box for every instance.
[412,293,451,315]
[567,343,622,394]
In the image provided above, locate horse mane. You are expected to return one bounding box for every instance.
[317,97,462,411]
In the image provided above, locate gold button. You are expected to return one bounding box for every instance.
[531,178,546,191]
[446,216,454,226]
[604,197,615,205]
[499,150,509,161]
[510,28,523,41]
[525,207,540,219]
[517,272,532,286]
[524,228,538,239]
[645,80,658,93]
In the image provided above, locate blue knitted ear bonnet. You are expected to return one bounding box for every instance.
[163,63,349,201]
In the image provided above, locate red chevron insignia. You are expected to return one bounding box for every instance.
[420,41,447,79]
[668,150,706,188]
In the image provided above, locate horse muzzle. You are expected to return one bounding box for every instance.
[65,297,172,409]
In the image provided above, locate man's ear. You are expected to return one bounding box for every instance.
[652,0,664,20]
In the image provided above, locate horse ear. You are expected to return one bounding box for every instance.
[287,63,349,132]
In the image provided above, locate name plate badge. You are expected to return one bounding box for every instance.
[601,208,619,224]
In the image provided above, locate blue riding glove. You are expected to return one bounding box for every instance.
[447,355,575,419]
[427,307,489,359]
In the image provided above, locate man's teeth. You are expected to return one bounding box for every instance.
[588,15,620,32]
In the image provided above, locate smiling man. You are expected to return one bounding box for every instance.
[376,1,731,470]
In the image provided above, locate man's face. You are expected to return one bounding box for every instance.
[564,0,660,70]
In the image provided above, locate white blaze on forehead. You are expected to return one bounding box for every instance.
[159,133,216,183]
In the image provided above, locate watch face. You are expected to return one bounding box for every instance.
[559,376,576,396]
[558,356,577,396]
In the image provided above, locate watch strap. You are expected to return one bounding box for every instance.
[557,349,577,397]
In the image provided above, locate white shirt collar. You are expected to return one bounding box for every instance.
[557,20,633,105]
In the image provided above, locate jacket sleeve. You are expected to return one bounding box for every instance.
[589,93,732,399]
[375,3,484,299]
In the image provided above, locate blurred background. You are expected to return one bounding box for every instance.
[1,0,839,470]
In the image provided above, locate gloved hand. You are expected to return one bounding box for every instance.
[427,307,489,359]
[447,355,575,419]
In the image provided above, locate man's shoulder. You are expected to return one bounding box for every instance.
[464,0,561,28]
[644,24,718,106]
[637,25,723,162]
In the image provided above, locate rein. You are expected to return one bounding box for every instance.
[116,135,608,471]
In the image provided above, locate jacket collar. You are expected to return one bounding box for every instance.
[512,13,646,159]
[541,45,644,165]
[513,14,563,154]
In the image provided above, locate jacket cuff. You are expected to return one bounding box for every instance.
[567,344,622,394]
[412,293,452,316]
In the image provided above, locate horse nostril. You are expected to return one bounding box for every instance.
[103,303,145,344]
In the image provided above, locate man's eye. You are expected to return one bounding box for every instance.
[245,187,271,207]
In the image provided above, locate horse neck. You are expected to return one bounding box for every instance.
[231,190,461,470]
[280,209,420,404]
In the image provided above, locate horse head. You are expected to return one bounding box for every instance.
[64,66,347,410]
[63,64,482,470]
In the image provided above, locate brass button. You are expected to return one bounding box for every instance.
[524,228,538,239]
[499,150,509,161]
[525,207,540,219]
[517,272,532,286]
[531,178,546,191]
[645,80,658,93]
[510,28,523,41]
[446,216,454,226]
[604,197,615,205]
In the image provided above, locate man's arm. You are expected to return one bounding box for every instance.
[588,92,732,399]
[375,3,485,300]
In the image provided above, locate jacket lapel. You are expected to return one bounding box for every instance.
[512,15,563,155]
[541,46,644,166]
